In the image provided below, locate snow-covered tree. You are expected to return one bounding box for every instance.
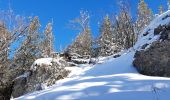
[159,5,164,15]
[14,16,42,70]
[136,0,153,33]
[168,0,170,10]
[114,4,136,50]
[0,22,11,71]
[107,0,137,51]
[66,11,92,57]
[41,22,54,57]
[98,15,116,56]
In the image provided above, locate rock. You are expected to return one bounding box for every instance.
[133,23,170,77]
[162,15,170,20]
[154,25,163,35]
[89,58,98,64]
[0,82,14,100]
[10,57,70,98]
[113,54,121,58]
[141,43,149,49]
[71,59,89,64]
[143,31,149,36]
[133,40,170,77]
[12,77,27,98]
[160,30,170,40]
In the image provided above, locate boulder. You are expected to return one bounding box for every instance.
[11,57,70,98]
[133,40,170,77]
[133,23,170,77]
[12,77,27,98]
[154,25,164,35]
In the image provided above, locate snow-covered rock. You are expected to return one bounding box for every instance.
[133,10,170,77]
[134,10,170,50]
[12,57,70,98]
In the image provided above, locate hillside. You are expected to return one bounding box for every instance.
[14,11,170,100]
[14,50,170,100]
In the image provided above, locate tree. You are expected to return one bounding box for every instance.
[136,0,153,33]
[159,5,164,15]
[168,0,170,10]
[115,13,136,49]
[66,11,92,57]
[0,22,11,71]
[14,16,42,71]
[98,15,116,56]
[0,9,32,91]
[41,22,54,57]
[113,2,136,50]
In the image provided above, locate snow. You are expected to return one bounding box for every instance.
[15,72,31,80]
[30,58,62,71]
[33,58,61,66]
[71,58,90,63]
[14,11,170,100]
[134,10,170,50]
[14,50,170,100]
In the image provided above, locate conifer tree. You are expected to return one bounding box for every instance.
[114,1,136,50]
[98,15,116,56]
[41,22,54,57]
[136,0,153,33]
[66,11,92,57]
[114,12,136,49]
[159,5,164,15]
[168,0,170,10]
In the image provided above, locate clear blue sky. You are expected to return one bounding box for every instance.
[0,0,168,51]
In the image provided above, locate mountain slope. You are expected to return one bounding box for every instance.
[14,11,170,100]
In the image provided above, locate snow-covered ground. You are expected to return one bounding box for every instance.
[14,50,170,100]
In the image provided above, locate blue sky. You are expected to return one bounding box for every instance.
[0,0,168,51]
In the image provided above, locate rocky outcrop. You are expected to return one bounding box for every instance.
[11,57,70,98]
[133,23,170,77]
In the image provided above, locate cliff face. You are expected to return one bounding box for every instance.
[133,11,170,77]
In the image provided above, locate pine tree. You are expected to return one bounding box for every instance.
[168,0,170,10]
[136,0,153,33]
[114,10,136,50]
[66,11,92,57]
[159,5,164,15]
[68,28,92,56]
[98,15,116,56]
[41,22,54,57]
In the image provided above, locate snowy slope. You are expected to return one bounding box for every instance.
[14,50,170,100]
[134,10,170,50]
[14,11,170,100]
